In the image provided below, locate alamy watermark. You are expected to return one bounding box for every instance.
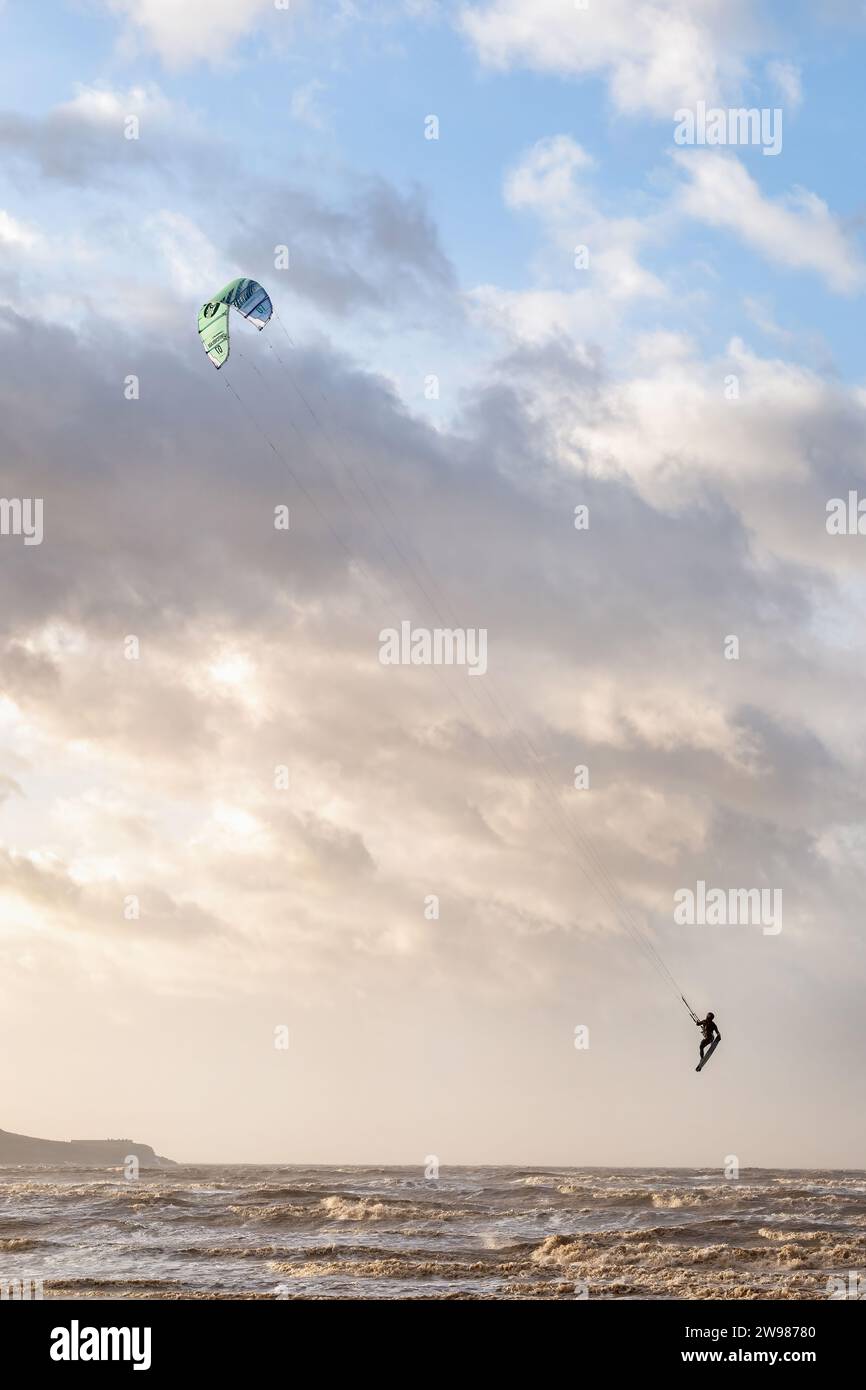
[674,880,782,936]
[674,101,783,156]
[826,1271,864,1299]
[379,621,487,676]
[0,497,43,545]
[50,1322,152,1370]
[827,491,866,535]
[0,1277,43,1299]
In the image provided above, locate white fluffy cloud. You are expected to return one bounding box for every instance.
[506,135,664,298]
[674,151,865,294]
[460,0,761,117]
[468,135,664,346]
[767,58,803,110]
[58,82,174,126]
[104,0,277,65]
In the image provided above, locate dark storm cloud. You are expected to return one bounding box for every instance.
[0,306,858,694]
[1,302,863,909]
[0,103,167,187]
[226,178,456,318]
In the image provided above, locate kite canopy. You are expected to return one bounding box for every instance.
[198,277,273,368]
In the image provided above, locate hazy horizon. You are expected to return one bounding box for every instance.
[5,1119,865,1172]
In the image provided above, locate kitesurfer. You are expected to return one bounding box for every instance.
[696,1012,720,1062]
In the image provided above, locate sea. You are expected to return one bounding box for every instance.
[1,1166,864,1300]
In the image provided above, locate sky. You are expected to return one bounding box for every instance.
[0,0,865,1167]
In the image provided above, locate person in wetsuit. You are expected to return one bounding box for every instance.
[696,1012,721,1063]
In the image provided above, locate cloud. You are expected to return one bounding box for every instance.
[0,84,455,329]
[3,308,866,895]
[674,151,865,294]
[767,58,803,110]
[147,211,226,298]
[226,178,457,318]
[742,295,795,343]
[467,285,614,347]
[0,210,43,253]
[467,136,664,348]
[0,845,231,962]
[505,137,664,301]
[0,84,182,185]
[290,79,329,131]
[504,134,596,209]
[103,0,277,67]
[0,775,23,804]
[460,0,763,117]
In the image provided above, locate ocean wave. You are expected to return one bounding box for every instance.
[0,1236,45,1251]
[232,1194,459,1226]
[53,1276,184,1291]
[267,1252,526,1281]
[0,1181,198,1207]
[527,1227,865,1294]
[538,1182,866,1218]
[317,1195,451,1223]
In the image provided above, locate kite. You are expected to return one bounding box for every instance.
[198,278,273,368]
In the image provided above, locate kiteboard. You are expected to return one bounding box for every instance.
[695,1037,720,1073]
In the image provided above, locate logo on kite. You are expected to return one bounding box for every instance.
[197,278,273,369]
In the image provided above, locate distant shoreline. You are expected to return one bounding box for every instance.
[0,1127,175,1168]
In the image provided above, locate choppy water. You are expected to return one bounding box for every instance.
[1,1166,864,1299]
